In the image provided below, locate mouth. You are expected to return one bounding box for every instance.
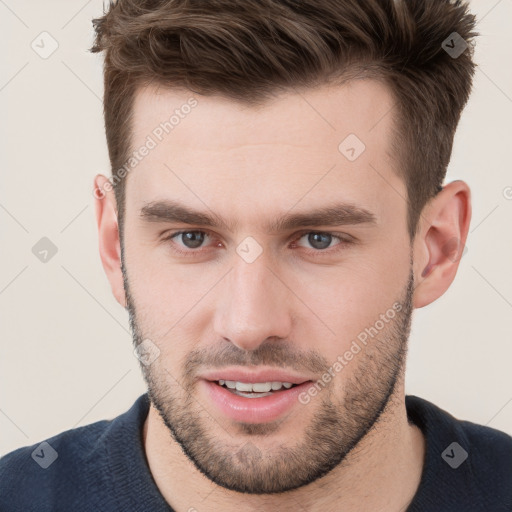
[200,371,314,423]
[214,379,300,398]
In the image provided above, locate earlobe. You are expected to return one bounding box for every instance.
[93,174,127,308]
[413,180,471,308]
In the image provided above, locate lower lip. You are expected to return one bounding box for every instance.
[201,380,312,424]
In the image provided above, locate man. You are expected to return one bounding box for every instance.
[1,0,511,510]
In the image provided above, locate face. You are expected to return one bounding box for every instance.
[121,80,415,493]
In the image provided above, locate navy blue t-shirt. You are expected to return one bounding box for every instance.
[1,394,511,511]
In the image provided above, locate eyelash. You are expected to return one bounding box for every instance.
[161,229,354,259]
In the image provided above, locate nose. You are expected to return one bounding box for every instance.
[212,253,293,352]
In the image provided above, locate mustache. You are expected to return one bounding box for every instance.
[184,340,330,376]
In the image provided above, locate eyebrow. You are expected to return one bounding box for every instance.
[140,199,377,233]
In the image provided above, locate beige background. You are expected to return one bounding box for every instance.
[1,0,511,455]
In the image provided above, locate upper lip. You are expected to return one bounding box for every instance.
[200,368,314,385]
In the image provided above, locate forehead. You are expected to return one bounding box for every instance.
[126,80,403,226]
[131,79,394,149]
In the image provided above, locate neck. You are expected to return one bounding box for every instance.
[143,382,425,512]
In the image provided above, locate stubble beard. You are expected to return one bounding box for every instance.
[123,258,415,494]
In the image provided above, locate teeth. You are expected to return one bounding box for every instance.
[235,382,253,392]
[252,382,272,392]
[218,380,295,392]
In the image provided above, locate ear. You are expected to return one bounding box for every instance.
[412,180,471,309]
[93,174,126,308]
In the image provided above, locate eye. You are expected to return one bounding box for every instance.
[162,229,353,258]
[165,230,211,251]
[291,231,352,254]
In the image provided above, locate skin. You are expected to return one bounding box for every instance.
[94,79,471,511]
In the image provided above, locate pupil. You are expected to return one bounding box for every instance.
[182,231,204,249]
[308,232,331,250]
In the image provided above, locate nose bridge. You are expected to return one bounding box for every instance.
[213,251,293,350]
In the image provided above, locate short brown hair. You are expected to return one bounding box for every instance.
[91,0,477,240]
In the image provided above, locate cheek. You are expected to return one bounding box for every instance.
[126,233,210,304]
[125,247,221,353]
[289,260,405,346]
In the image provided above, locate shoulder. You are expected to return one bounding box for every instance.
[0,419,112,512]
[0,394,150,512]
[406,394,512,462]
[453,413,512,488]
[406,395,512,511]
